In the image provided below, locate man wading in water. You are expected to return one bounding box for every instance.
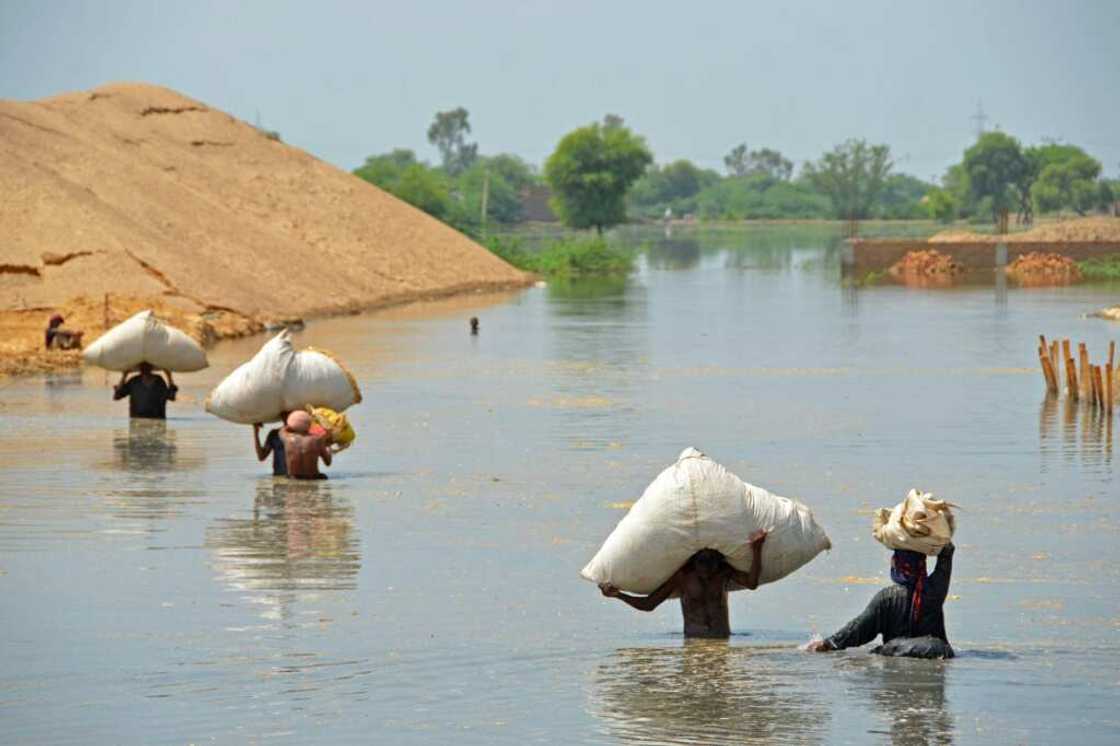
[807,543,955,658]
[279,411,333,480]
[598,529,767,638]
[113,363,177,419]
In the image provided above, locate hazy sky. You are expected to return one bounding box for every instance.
[2,1,1118,180]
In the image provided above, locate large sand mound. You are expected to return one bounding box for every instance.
[929,216,1120,243]
[0,82,529,321]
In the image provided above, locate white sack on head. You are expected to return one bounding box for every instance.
[581,447,831,594]
[872,489,956,556]
[204,329,361,424]
[82,309,208,372]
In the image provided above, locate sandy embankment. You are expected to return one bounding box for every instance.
[928,216,1120,291]
[0,83,532,375]
[928,216,1120,244]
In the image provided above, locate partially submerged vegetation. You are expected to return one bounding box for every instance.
[1078,255,1120,280]
[485,235,634,278]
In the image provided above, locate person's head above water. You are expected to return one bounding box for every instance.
[285,410,312,434]
[890,549,927,585]
[689,548,725,577]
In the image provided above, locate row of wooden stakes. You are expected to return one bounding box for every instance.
[1038,336,1116,412]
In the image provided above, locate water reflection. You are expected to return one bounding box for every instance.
[1039,394,1113,469]
[845,657,954,746]
[109,419,180,473]
[646,236,701,270]
[206,479,360,602]
[590,642,829,744]
[546,276,633,313]
[94,420,208,524]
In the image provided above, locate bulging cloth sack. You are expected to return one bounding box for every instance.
[581,447,832,594]
[83,310,208,372]
[204,330,361,424]
[872,489,956,556]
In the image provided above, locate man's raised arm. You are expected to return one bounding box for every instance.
[727,529,768,590]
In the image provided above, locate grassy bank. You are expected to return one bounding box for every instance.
[1078,255,1120,280]
[485,235,634,278]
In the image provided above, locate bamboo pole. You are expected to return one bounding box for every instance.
[1107,362,1114,413]
[1067,355,1079,400]
[1092,365,1104,409]
[1050,341,1060,382]
[1079,343,1090,398]
[1040,353,1059,394]
[1109,342,1116,394]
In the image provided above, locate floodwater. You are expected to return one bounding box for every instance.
[2,224,1118,744]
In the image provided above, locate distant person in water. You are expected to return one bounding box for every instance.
[280,410,332,480]
[113,363,177,419]
[469,317,479,335]
[252,411,290,476]
[599,529,767,638]
[808,543,955,658]
[44,314,83,350]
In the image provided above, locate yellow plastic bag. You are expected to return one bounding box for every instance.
[307,405,356,451]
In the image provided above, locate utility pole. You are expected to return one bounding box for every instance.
[970,100,988,140]
[479,170,490,237]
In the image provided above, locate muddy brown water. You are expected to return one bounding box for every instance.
[1,225,1118,744]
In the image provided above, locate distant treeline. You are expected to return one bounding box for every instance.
[926,133,1116,228]
[353,108,1118,236]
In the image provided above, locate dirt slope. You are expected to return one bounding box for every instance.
[0,83,530,372]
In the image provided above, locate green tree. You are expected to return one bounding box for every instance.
[1098,179,1117,214]
[696,174,830,219]
[724,143,749,177]
[1028,147,1102,216]
[722,144,792,181]
[629,160,721,216]
[876,173,936,219]
[427,107,478,176]
[452,160,523,229]
[745,148,794,181]
[963,132,1029,230]
[481,153,537,192]
[353,150,451,220]
[392,164,451,218]
[925,187,957,223]
[941,163,974,219]
[544,121,653,233]
[353,149,419,185]
[802,139,894,223]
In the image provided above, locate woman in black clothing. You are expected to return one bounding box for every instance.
[808,543,955,658]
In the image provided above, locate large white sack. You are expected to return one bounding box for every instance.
[204,329,362,424]
[82,310,208,372]
[581,448,831,594]
[872,489,956,555]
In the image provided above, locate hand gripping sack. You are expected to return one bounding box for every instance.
[872,489,956,556]
[204,330,361,424]
[581,448,832,594]
[82,310,208,372]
